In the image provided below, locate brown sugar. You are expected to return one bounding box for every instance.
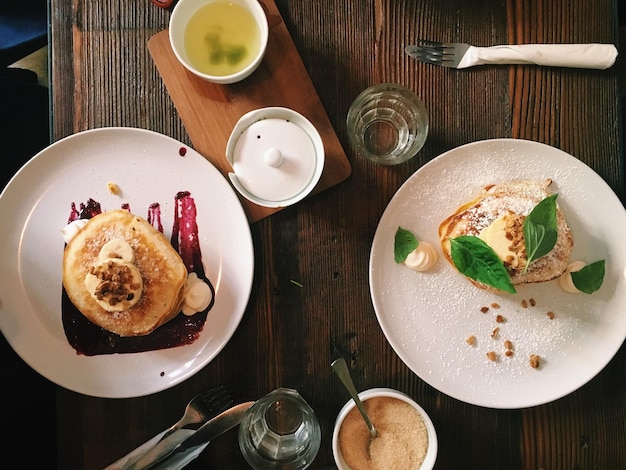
[338,396,428,469]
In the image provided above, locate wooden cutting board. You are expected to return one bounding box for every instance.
[147,0,352,223]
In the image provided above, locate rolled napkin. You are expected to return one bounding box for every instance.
[104,429,208,470]
[457,44,618,69]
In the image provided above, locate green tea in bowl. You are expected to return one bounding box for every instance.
[184,1,261,77]
[169,0,269,84]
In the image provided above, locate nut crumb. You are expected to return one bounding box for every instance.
[480,306,489,313]
[547,311,555,319]
[491,327,500,338]
[466,335,476,346]
[504,340,513,350]
[486,351,498,361]
[529,354,541,369]
[495,314,505,323]
[490,302,501,309]
[521,299,529,308]
[529,298,536,307]
[505,350,514,357]
[107,182,121,195]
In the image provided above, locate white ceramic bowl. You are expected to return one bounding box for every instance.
[169,0,269,84]
[332,388,438,470]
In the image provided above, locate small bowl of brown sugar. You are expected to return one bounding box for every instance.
[332,388,437,470]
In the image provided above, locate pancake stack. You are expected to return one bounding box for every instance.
[63,209,188,336]
[439,179,573,292]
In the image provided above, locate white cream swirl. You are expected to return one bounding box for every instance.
[61,219,89,244]
[182,273,213,316]
[558,260,587,293]
[404,241,439,272]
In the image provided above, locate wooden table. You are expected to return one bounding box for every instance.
[46,0,625,468]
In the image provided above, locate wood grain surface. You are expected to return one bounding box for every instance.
[44,0,626,469]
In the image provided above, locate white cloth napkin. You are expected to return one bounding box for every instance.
[457,44,618,69]
[104,429,209,470]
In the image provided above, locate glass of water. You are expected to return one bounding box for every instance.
[346,83,429,165]
[238,388,321,469]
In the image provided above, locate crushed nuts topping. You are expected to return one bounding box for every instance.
[529,354,541,369]
[107,182,120,195]
[502,212,527,270]
[90,261,140,306]
[466,294,555,370]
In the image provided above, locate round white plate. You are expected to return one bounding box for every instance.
[0,127,254,398]
[370,139,626,409]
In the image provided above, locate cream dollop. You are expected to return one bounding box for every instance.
[181,273,213,316]
[61,219,88,244]
[404,241,439,272]
[558,260,587,293]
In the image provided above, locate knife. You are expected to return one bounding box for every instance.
[126,401,254,470]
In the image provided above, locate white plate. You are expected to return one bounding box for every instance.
[370,139,626,409]
[0,127,254,398]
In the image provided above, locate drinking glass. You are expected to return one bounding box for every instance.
[346,83,428,165]
[238,388,321,469]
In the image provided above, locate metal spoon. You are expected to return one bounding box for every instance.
[331,357,378,438]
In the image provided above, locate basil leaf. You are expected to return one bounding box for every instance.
[450,236,516,294]
[571,259,605,294]
[394,227,418,263]
[524,194,558,272]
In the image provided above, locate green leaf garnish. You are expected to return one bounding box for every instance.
[394,227,418,263]
[450,236,516,294]
[571,260,605,294]
[524,194,558,273]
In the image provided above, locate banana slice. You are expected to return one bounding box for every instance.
[86,238,143,312]
[98,238,135,263]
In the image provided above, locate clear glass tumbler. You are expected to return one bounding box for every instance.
[346,83,429,165]
[238,388,321,469]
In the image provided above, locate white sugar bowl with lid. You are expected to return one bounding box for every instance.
[226,107,325,208]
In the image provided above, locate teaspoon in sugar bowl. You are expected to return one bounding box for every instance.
[331,357,378,439]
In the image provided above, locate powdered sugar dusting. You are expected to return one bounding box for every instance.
[370,139,626,408]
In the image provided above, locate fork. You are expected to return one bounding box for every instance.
[405,40,618,70]
[405,40,469,68]
[157,385,233,443]
[108,386,232,470]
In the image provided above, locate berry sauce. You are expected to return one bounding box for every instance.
[62,194,215,356]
